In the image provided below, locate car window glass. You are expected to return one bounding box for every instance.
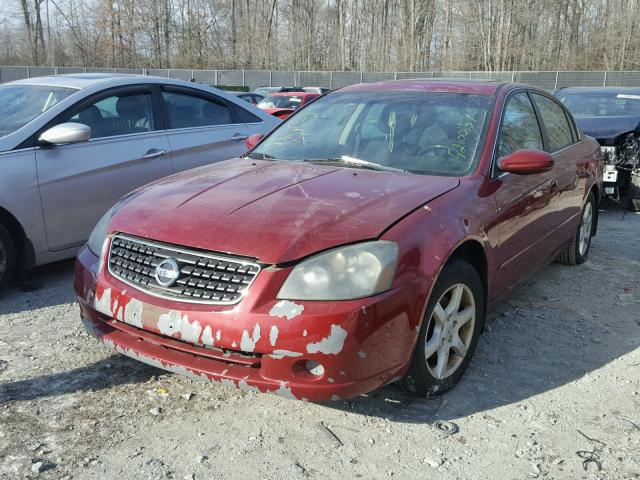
[559,92,640,117]
[68,92,154,139]
[228,102,262,123]
[162,91,235,128]
[0,85,77,139]
[252,91,493,177]
[258,95,303,109]
[497,93,543,159]
[532,94,573,151]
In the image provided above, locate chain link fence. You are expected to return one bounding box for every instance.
[3,65,640,90]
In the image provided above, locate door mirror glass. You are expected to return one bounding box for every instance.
[246,133,264,150]
[39,122,91,145]
[498,149,554,175]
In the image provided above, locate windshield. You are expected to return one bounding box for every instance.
[251,91,493,176]
[0,84,78,138]
[258,95,304,109]
[558,92,640,117]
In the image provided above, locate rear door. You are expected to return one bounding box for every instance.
[35,85,171,251]
[530,92,586,242]
[160,86,250,173]
[491,91,559,295]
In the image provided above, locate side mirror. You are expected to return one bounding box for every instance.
[246,133,264,150]
[498,149,554,175]
[39,122,91,146]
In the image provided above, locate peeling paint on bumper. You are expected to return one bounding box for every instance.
[75,245,429,401]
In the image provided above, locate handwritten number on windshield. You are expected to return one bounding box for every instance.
[448,114,477,160]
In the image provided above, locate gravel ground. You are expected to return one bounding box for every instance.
[1,207,639,480]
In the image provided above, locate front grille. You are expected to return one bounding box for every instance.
[107,234,261,305]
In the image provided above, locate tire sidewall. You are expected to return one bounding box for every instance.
[0,223,16,290]
[406,260,485,397]
[574,192,595,264]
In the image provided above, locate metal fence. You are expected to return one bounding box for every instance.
[3,65,640,90]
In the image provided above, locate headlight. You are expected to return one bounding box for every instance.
[87,208,113,256]
[278,241,399,301]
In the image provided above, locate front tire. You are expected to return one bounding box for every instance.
[0,222,17,291]
[404,259,485,397]
[557,191,595,265]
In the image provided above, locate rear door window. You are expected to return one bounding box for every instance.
[162,91,236,129]
[531,93,574,152]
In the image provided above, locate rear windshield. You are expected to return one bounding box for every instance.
[558,92,640,117]
[252,91,493,176]
[0,84,78,138]
[258,95,304,109]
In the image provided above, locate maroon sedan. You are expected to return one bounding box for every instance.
[75,80,602,401]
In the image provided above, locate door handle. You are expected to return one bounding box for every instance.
[142,149,167,159]
[231,133,248,141]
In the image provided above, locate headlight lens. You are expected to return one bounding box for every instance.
[87,208,113,256]
[278,241,399,300]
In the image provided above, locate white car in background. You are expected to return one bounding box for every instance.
[0,74,279,289]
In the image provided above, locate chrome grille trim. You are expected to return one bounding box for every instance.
[107,233,261,305]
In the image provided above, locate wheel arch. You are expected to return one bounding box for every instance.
[445,239,489,301]
[0,206,35,272]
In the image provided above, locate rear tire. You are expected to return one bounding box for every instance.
[627,171,640,212]
[404,259,485,397]
[0,222,17,291]
[557,191,595,265]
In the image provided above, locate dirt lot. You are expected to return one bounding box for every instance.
[1,207,639,480]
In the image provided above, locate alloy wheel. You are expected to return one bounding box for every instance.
[578,201,593,257]
[424,283,476,380]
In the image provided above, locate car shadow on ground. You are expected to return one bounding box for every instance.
[0,259,76,315]
[326,207,640,423]
[0,355,156,405]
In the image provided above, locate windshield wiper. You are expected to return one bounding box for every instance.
[246,151,277,160]
[305,155,408,173]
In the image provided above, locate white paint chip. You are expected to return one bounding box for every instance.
[202,326,214,346]
[306,325,348,355]
[157,311,202,344]
[269,300,304,320]
[269,325,279,346]
[240,324,261,352]
[270,350,303,359]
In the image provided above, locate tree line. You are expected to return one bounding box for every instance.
[2,0,640,73]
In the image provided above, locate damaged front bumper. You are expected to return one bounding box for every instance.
[74,245,428,401]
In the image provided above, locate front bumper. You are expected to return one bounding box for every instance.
[75,245,429,401]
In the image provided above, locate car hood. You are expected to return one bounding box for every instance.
[575,115,640,142]
[109,158,459,264]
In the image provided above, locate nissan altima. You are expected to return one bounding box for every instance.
[75,80,602,401]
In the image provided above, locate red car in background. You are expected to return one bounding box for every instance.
[257,92,320,119]
[75,80,602,401]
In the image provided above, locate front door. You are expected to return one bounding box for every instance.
[35,86,172,251]
[491,92,559,296]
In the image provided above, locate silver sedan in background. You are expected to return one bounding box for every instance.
[0,74,280,289]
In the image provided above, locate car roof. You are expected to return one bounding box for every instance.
[556,86,640,95]
[340,79,509,96]
[7,73,203,90]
